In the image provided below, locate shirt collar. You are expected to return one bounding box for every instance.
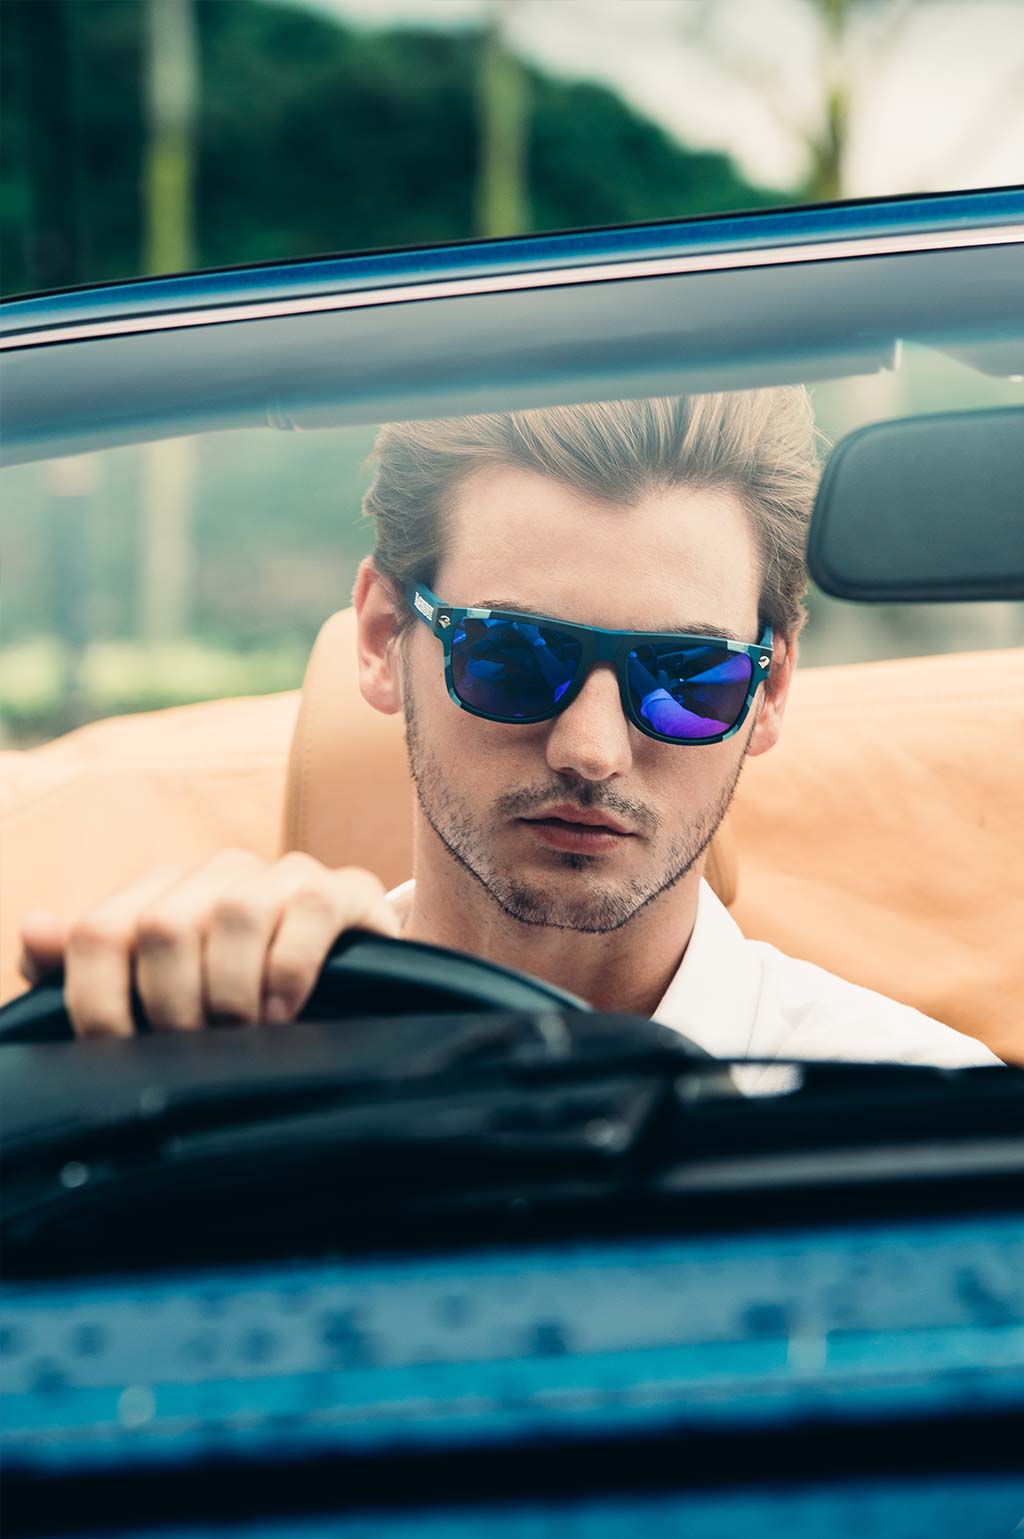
[650,879,763,1057]
[385,877,416,934]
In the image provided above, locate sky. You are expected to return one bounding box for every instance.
[287,0,1024,196]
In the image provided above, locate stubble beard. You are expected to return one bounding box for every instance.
[402,689,745,936]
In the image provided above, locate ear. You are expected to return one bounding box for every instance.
[352,557,405,716]
[744,631,797,759]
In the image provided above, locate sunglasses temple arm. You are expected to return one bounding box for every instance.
[406,581,447,635]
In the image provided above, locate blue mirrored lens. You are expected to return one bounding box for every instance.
[628,644,752,740]
[451,617,583,719]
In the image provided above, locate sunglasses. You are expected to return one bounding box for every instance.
[407,582,773,746]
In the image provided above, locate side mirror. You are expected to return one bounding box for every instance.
[807,406,1024,603]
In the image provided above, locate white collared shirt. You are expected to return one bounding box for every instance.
[384,877,1000,1068]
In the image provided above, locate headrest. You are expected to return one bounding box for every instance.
[281,608,739,903]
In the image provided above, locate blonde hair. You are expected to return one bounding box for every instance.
[362,389,823,640]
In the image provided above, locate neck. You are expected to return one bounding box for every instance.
[401,821,703,1018]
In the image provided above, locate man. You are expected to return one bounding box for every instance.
[18,390,999,1065]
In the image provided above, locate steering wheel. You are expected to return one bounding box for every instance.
[0,929,591,1046]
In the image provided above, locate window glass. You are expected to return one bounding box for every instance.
[2,342,1021,746]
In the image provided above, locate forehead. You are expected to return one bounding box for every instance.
[437,462,762,634]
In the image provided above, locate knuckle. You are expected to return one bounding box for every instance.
[334,865,386,898]
[208,893,267,935]
[135,908,190,952]
[278,850,324,878]
[332,868,398,933]
[67,914,129,955]
[286,884,336,925]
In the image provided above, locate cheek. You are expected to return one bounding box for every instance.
[645,735,747,808]
[403,631,452,717]
[410,650,517,769]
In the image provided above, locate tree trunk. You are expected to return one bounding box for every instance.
[475,3,530,238]
[141,0,199,644]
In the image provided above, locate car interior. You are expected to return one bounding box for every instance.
[3,591,1022,1061]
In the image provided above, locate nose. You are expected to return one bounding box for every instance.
[544,663,634,783]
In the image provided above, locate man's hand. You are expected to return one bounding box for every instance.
[17,852,402,1038]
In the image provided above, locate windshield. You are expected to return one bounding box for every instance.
[4,339,1020,740]
[2,275,1021,1074]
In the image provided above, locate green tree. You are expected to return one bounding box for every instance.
[476,1,530,237]
[140,0,200,644]
[1,0,789,296]
[664,0,1024,201]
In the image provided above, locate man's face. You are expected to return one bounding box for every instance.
[394,463,784,934]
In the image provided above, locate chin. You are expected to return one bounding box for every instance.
[491,873,649,935]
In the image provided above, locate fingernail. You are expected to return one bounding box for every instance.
[263,995,291,1024]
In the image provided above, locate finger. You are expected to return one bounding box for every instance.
[64,867,184,1039]
[199,853,309,1025]
[135,849,266,1031]
[262,865,401,1023]
[203,854,394,1025]
[19,909,69,985]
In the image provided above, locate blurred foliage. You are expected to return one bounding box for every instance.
[1,0,787,295]
[0,0,794,741]
[5,0,1020,747]
[0,635,309,740]
[1,422,377,650]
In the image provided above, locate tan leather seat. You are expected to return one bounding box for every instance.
[2,607,1020,1063]
[728,647,1023,1063]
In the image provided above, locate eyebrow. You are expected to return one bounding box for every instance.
[473,599,749,644]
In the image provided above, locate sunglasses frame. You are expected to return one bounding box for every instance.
[407,582,774,746]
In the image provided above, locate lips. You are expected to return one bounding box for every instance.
[520,815,633,855]
[523,805,634,836]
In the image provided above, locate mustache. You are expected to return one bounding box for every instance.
[495,784,658,835]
